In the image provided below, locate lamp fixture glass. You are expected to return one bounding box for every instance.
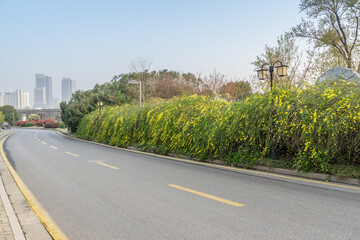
[275,64,288,77]
[257,68,268,80]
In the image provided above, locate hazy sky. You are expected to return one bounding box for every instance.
[0,0,304,102]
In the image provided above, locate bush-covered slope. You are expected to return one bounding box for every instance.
[77,81,360,174]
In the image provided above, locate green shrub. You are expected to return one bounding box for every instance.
[59,122,65,128]
[24,122,35,127]
[77,81,360,174]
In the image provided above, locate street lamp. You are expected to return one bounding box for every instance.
[128,79,142,120]
[257,61,288,160]
[41,113,46,128]
[257,61,288,90]
[97,101,103,113]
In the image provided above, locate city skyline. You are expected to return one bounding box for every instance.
[0,89,30,109]
[0,1,305,100]
[0,74,76,108]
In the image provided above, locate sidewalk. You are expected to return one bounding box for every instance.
[0,130,52,240]
[0,190,14,240]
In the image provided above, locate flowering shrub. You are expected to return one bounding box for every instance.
[44,119,55,124]
[77,81,360,173]
[16,121,27,126]
[36,120,44,126]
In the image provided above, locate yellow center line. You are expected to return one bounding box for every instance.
[50,146,58,150]
[65,152,80,157]
[168,184,245,207]
[95,161,119,170]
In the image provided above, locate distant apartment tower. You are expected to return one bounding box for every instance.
[0,90,30,109]
[61,78,76,102]
[34,73,53,108]
[21,92,30,109]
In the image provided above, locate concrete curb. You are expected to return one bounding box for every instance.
[58,131,360,187]
[0,130,52,240]
[252,166,360,186]
[0,171,25,240]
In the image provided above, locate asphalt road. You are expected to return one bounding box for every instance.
[4,129,360,240]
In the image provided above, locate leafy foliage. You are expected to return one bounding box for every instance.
[77,81,360,174]
[62,70,252,132]
[0,105,19,125]
[289,0,360,70]
[0,111,4,124]
[61,74,132,132]
[219,81,252,101]
[24,122,35,127]
[29,114,41,121]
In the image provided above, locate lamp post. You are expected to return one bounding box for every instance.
[97,101,103,113]
[257,61,288,91]
[257,61,288,160]
[42,113,45,128]
[128,80,142,120]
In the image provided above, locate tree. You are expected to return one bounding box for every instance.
[129,56,152,103]
[0,105,19,125]
[219,81,252,101]
[0,112,5,124]
[252,35,318,90]
[29,114,41,121]
[147,70,195,99]
[60,74,132,132]
[289,0,360,70]
[201,69,226,94]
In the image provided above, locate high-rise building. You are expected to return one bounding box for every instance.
[45,75,53,106]
[34,73,53,108]
[0,90,30,109]
[3,91,20,109]
[61,78,76,102]
[0,93,3,106]
[34,87,46,108]
[21,91,30,109]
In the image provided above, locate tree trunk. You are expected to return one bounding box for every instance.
[346,55,352,69]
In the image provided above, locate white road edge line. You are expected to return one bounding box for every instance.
[0,176,26,240]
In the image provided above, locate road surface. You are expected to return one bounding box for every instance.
[4,129,360,239]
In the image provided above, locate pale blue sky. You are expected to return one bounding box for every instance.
[0,0,304,101]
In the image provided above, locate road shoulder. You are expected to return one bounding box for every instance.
[0,130,52,240]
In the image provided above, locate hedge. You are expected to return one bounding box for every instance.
[24,122,35,127]
[77,81,360,174]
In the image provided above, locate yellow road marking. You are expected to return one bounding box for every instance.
[0,135,68,240]
[50,146,58,150]
[60,132,360,191]
[169,184,244,207]
[65,152,80,157]
[95,161,119,170]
